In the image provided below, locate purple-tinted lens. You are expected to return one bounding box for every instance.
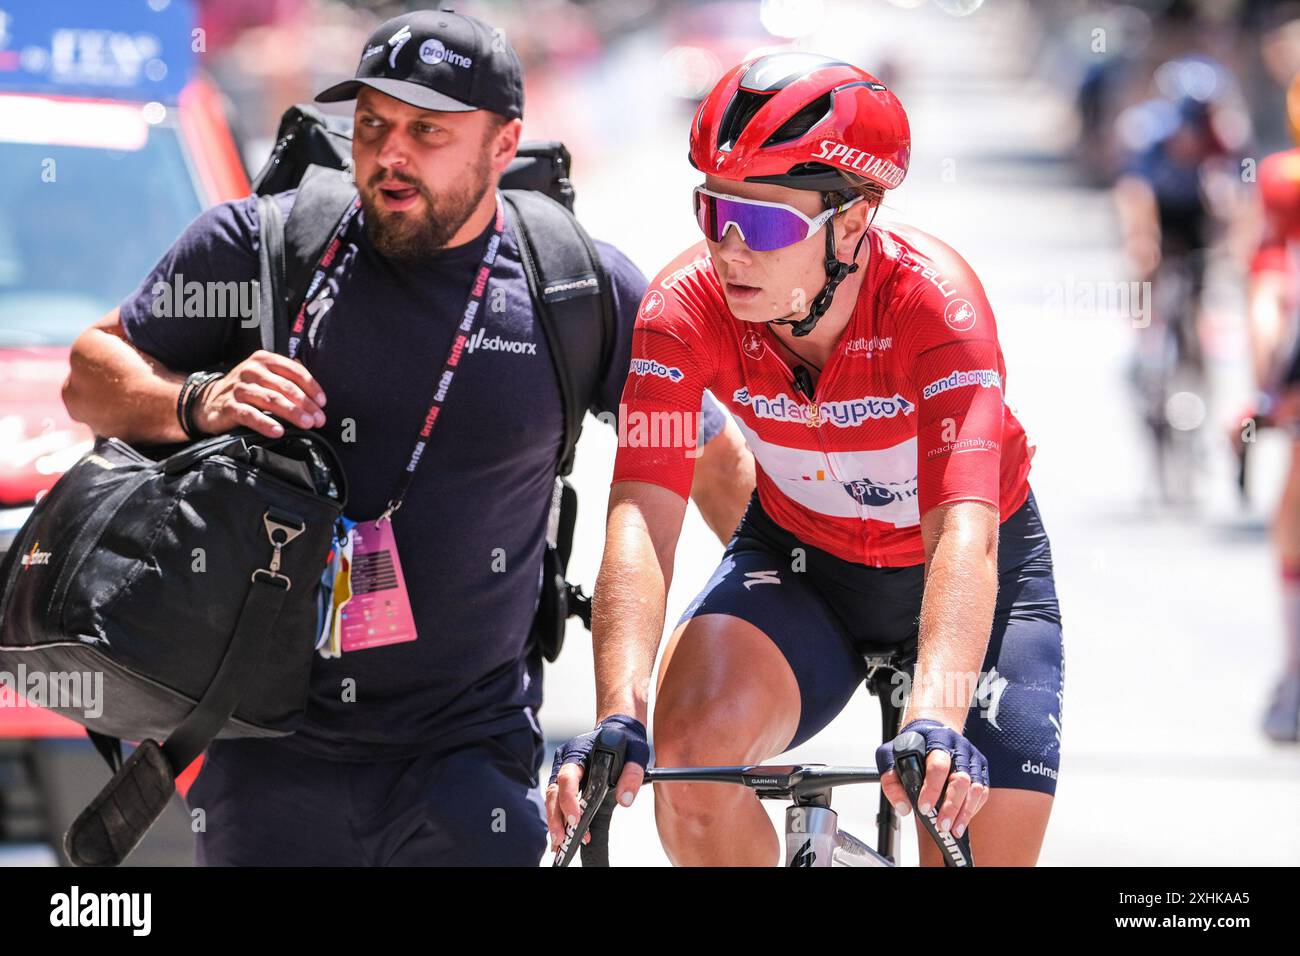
[693,191,811,251]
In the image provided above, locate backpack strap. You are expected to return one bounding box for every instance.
[502,189,615,477]
[282,164,359,316]
[244,166,357,364]
[255,194,287,355]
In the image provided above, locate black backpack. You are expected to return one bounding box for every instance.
[247,104,607,659]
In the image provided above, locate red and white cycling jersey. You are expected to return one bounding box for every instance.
[612,223,1035,567]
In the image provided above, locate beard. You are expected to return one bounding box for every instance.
[360,159,493,262]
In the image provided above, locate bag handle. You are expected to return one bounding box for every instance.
[64,530,297,866]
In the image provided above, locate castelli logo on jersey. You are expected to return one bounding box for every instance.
[640,290,666,320]
[813,140,906,188]
[944,297,977,332]
[741,329,765,359]
[661,256,709,290]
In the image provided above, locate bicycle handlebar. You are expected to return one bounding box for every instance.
[554,732,974,866]
[551,727,625,868]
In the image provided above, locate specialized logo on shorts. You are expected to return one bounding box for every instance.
[742,570,781,589]
[741,328,765,360]
[630,358,683,381]
[944,297,977,332]
[419,38,473,68]
[732,387,914,428]
[973,667,1009,729]
[921,368,1002,400]
[640,289,666,320]
[841,475,918,509]
[465,327,537,355]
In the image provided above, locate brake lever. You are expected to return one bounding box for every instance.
[552,728,626,867]
[892,730,974,867]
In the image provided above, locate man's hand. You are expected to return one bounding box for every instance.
[194,350,328,438]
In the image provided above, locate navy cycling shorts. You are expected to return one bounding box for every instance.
[186,727,548,865]
[677,488,1064,796]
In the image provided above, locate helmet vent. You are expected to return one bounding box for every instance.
[718,89,775,152]
[764,93,833,147]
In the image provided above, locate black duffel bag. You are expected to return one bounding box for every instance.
[0,426,346,866]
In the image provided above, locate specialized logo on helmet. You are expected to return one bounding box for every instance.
[943,297,977,332]
[813,140,905,188]
[741,328,765,359]
[420,37,473,68]
[640,289,666,320]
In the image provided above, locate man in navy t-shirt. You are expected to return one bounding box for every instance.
[63,10,752,865]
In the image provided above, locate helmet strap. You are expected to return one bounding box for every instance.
[771,212,872,338]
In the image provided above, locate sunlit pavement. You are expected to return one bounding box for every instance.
[536,0,1300,866]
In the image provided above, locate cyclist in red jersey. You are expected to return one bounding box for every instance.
[547,53,1064,865]
[1244,89,1300,740]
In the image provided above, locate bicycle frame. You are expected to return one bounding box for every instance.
[643,764,896,867]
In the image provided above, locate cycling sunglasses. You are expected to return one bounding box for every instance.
[693,186,862,252]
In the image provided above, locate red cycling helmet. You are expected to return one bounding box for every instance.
[689,52,911,195]
[689,53,910,336]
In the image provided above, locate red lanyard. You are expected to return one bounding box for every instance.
[288,193,507,525]
[287,197,363,363]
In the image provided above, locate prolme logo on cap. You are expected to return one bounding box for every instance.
[420,37,473,69]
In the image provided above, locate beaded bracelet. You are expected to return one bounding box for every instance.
[178,371,223,440]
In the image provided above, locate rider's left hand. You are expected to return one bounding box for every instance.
[875,718,990,840]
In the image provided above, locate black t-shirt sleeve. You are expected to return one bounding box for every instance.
[592,239,647,418]
[118,194,272,372]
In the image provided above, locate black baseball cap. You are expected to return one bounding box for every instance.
[315,10,523,119]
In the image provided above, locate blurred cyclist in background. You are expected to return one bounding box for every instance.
[1113,55,1245,504]
[1243,74,1300,741]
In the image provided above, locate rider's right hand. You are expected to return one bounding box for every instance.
[193,350,328,438]
[544,714,650,853]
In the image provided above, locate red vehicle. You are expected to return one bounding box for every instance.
[0,1,247,864]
